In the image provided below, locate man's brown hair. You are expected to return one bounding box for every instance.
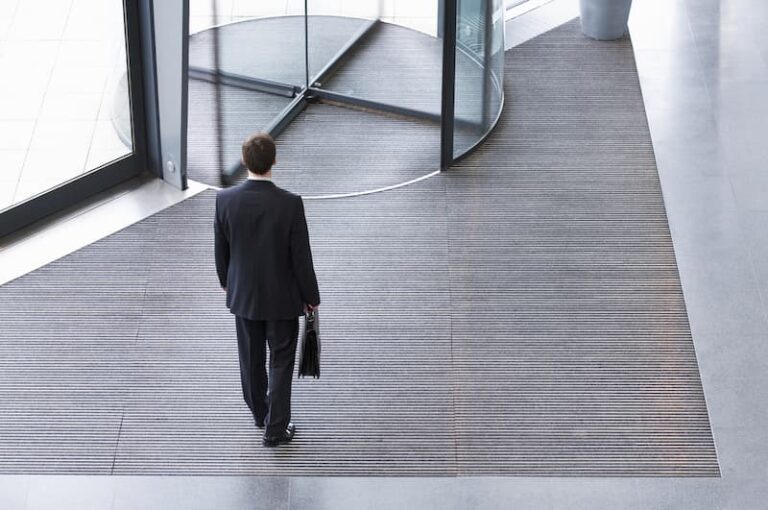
[242,132,276,175]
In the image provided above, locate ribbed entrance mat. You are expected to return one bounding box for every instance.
[0,20,718,476]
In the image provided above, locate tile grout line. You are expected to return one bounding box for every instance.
[80,40,113,178]
[9,44,61,204]
[10,0,78,204]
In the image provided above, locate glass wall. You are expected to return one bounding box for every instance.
[0,0,134,213]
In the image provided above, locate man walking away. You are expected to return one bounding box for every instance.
[214,132,320,447]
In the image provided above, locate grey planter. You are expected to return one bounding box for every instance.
[579,0,633,40]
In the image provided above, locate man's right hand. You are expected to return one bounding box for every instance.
[304,303,317,314]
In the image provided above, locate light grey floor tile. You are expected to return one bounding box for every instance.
[717,477,768,509]
[24,476,115,510]
[695,46,768,90]
[545,479,643,510]
[113,476,290,510]
[0,0,19,39]
[703,371,768,430]
[0,122,36,150]
[0,150,26,187]
[6,0,71,41]
[644,105,719,152]
[712,425,768,479]
[634,49,712,111]
[632,479,724,510]
[288,478,460,510]
[0,182,16,212]
[0,476,28,510]
[739,211,768,311]
[628,0,697,52]
[728,172,768,213]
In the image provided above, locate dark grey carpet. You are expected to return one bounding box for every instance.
[0,20,718,476]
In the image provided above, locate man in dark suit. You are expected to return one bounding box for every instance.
[214,132,320,447]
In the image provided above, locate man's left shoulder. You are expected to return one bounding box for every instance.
[274,185,302,203]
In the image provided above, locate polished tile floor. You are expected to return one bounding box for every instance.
[2,0,768,507]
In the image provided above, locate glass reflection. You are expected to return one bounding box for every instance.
[453,0,505,157]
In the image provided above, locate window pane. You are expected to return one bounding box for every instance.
[0,0,132,211]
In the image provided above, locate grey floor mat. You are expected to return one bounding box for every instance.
[0,20,718,476]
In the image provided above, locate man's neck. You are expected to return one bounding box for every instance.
[247,171,272,181]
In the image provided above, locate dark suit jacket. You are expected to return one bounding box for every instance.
[214,179,320,320]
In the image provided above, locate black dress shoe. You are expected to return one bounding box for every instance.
[262,423,295,447]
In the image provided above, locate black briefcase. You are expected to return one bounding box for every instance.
[298,309,320,378]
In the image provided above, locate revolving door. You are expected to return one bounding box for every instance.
[187,0,505,191]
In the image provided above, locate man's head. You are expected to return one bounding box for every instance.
[241,132,276,175]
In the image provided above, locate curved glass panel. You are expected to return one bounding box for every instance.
[453,0,505,158]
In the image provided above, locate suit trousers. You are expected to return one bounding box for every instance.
[235,316,299,436]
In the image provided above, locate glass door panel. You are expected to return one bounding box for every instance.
[189,0,307,88]
[453,0,504,157]
[187,0,304,184]
[0,0,133,212]
[313,0,444,118]
[306,0,380,88]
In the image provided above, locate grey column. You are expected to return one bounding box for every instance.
[139,0,189,190]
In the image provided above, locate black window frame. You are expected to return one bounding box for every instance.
[0,0,149,239]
